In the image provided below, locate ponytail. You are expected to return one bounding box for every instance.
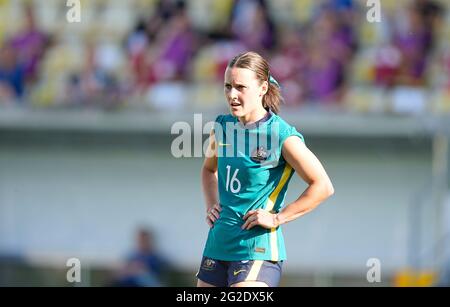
[263,75,283,114]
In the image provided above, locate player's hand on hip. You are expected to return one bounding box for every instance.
[206,203,222,228]
[242,209,278,230]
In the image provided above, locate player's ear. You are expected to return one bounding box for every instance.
[260,80,268,96]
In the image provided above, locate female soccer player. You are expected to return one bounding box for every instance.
[197,51,334,287]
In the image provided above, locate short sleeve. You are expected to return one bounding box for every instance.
[213,115,224,144]
[280,125,305,148]
[278,125,304,164]
[212,115,223,133]
[215,115,223,124]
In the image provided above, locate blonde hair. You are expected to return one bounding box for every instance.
[228,51,283,114]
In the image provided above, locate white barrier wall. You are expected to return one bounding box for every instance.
[0,133,432,277]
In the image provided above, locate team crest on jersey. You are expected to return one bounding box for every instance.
[251,146,269,163]
[202,258,216,271]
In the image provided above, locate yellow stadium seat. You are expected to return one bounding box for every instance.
[393,269,438,287]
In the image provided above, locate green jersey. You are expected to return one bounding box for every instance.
[203,112,304,261]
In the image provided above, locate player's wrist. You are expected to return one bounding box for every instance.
[274,212,286,227]
[273,213,283,227]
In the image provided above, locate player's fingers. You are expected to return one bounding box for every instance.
[206,217,213,228]
[214,204,222,212]
[209,212,217,223]
[242,215,257,230]
[245,220,258,230]
[241,218,250,230]
[210,208,220,219]
[256,209,265,218]
[243,210,255,220]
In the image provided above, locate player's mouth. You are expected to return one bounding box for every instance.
[230,101,241,108]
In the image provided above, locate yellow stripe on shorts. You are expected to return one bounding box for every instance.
[245,260,264,282]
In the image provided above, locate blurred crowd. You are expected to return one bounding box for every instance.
[0,0,449,113]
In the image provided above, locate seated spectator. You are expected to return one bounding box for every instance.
[393,5,432,86]
[229,0,277,52]
[374,44,402,88]
[8,3,49,85]
[414,0,445,52]
[127,0,196,92]
[269,26,308,105]
[0,44,25,102]
[151,1,196,82]
[304,42,345,103]
[62,42,123,109]
[146,0,186,40]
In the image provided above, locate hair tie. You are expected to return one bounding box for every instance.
[269,74,281,88]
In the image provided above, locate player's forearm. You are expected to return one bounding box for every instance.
[276,181,334,226]
[201,166,218,211]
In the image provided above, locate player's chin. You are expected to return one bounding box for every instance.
[229,106,244,116]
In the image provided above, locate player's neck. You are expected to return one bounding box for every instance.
[239,108,269,126]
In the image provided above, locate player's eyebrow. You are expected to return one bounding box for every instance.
[224,82,246,87]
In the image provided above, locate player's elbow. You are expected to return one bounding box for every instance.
[318,179,334,200]
[326,182,334,198]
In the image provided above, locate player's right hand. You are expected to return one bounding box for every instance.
[206,203,222,228]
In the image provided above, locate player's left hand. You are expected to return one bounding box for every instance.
[241,209,279,230]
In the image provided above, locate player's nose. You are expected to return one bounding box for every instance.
[229,87,239,100]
